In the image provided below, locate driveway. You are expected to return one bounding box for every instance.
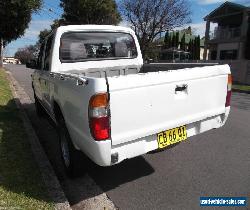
[6,64,250,210]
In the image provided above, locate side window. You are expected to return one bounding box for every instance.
[37,43,45,70]
[43,35,53,71]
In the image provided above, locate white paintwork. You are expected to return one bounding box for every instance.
[108,65,230,146]
[32,25,231,166]
[111,108,230,164]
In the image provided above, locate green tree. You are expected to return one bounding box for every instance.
[175,31,179,49]
[50,19,64,30]
[37,19,64,45]
[0,0,42,67]
[186,26,192,35]
[188,39,194,60]
[164,31,169,49]
[196,35,200,60]
[14,44,38,64]
[193,37,197,59]
[168,36,172,48]
[37,29,51,45]
[180,33,186,51]
[60,0,121,25]
[172,33,176,48]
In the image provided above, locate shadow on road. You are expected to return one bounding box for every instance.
[88,156,155,192]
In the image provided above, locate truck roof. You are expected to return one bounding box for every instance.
[56,25,135,34]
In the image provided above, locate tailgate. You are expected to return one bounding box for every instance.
[108,65,230,146]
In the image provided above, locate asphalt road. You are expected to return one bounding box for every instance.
[5,64,250,210]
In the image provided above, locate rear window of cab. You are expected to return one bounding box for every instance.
[60,32,138,62]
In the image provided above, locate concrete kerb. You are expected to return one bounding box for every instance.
[5,70,72,210]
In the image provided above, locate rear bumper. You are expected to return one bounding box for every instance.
[75,108,230,166]
[109,107,230,166]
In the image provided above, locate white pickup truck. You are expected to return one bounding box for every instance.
[28,25,231,176]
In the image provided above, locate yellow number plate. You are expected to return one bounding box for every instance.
[157,125,187,149]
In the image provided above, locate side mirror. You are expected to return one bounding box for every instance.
[26,59,37,69]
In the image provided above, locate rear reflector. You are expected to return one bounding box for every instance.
[225,90,232,107]
[225,74,232,107]
[89,117,110,140]
[227,74,232,91]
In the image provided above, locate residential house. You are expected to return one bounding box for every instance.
[204,1,249,60]
[203,1,250,84]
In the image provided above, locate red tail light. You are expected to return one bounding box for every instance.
[225,74,232,107]
[89,93,110,141]
[89,117,110,140]
[225,90,232,107]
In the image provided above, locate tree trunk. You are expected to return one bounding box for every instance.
[0,38,3,68]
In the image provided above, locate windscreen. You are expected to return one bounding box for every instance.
[60,32,138,62]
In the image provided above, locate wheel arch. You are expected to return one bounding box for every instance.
[53,100,64,123]
[53,100,80,151]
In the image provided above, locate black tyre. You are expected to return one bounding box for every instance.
[58,118,85,178]
[34,94,46,117]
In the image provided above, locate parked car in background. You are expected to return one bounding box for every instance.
[3,57,21,64]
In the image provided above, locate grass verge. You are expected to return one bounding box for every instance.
[0,69,53,210]
[232,85,250,92]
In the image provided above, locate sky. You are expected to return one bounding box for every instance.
[4,0,250,56]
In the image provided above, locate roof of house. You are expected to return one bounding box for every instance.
[204,1,249,21]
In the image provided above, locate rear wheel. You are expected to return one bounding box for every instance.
[58,117,85,178]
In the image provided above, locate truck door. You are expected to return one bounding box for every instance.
[40,35,54,114]
[33,42,45,101]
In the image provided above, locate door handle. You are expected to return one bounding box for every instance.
[60,75,65,80]
[175,84,188,93]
